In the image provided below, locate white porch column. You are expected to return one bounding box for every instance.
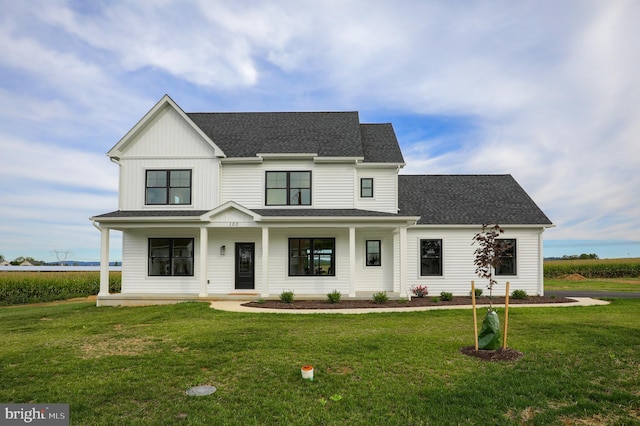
[199,227,209,297]
[399,226,408,298]
[349,226,356,297]
[261,226,270,298]
[98,227,110,297]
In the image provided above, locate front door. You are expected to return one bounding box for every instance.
[235,243,255,290]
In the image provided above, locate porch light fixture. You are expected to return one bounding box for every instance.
[220,245,226,256]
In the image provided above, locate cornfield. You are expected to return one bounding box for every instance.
[0,271,121,306]
[544,258,640,278]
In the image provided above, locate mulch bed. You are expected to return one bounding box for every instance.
[460,346,524,362]
[242,296,574,310]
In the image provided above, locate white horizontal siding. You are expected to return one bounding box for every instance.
[313,164,355,208]
[354,230,394,292]
[122,229,201,294]
[267,228,351,296]
[405,227,544,296]
[206,228,262,294]
[220,163,263,208]
[356,168,398,213]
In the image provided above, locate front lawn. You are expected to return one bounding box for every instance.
[1,301,638,425]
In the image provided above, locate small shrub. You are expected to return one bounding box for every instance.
[372,291,388,304]
[440,291,453,301]
[431,297,440,303]
[279,290,295,304]
[256,298,266,304]
[411,285,429,298]
[327,289,341,304]
[511,289,528,300]
[473,288,483,297]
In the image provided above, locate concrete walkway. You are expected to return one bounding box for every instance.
[210,297,610,314]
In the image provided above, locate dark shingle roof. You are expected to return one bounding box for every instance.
[398,175,553,225]
[360,124,405,163]
[186,112,403,162]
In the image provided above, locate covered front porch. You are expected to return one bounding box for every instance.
[91,202,419,306]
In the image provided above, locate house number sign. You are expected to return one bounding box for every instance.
[229,222,239,227]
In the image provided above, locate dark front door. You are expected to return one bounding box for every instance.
[235,243,255,290]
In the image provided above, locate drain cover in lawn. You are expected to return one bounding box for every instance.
[186,385,217,396]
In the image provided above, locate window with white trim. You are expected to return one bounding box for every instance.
[495,239,516,275]
[266,171,311,205]
[146,170,191,205]
[148,238,194,276]
[420,239,442,276]
[366,240,381,266]
[360,178,373,198]
[289,238,335,276]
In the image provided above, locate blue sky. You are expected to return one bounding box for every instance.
[1,0,639,262]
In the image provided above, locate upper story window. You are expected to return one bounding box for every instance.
[495,239,517,275]
[360,178,373,198]
[146,170,191,205]
[266,171,311,206]
[420,239,442,276]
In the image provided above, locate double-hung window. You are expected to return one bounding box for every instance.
[495,239,516,275]
[148,238,194,276]
[420,239,442,276]
[266,171,311,205]
[146,170,191,205]
[361,178,373,198]
[366,240,381,266]
[289,238,335,276]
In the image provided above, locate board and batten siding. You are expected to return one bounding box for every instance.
[405,227,544,296]
[119,158,219,210]
[119,105,217,158]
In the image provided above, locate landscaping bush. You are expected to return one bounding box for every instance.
[279,290,295,304]
[326,290,341,304]
[372,291,388,304]
[410,285,429,298]
[0,271,121,306]
[439,291,453,301]
[472,288,483,297]
[511,289,528,300]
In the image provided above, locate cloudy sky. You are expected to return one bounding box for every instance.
[1,0,639,262]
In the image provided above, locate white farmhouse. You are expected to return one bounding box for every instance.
[91,95,553,306]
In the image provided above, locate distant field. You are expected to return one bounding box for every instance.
[544,278,640,292]
[544,257,640,278]
[0,271,121,305]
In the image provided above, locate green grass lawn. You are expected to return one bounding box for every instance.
[1,301,638,425]
[545,277,640,292]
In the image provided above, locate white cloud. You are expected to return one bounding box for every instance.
[0,0,639,260]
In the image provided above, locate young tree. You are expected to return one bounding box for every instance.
[472,224,512,309]
[472,224,513,350]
